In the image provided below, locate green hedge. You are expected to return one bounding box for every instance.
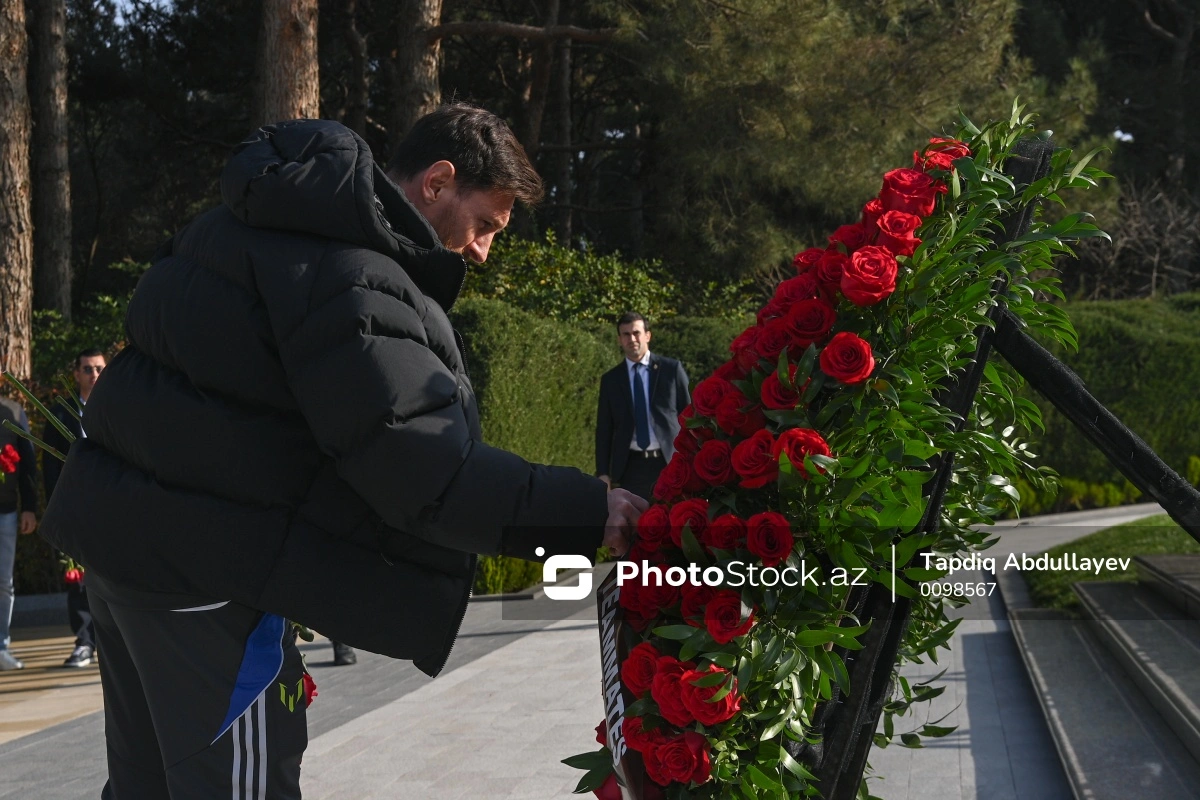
[1029,294,1200,483]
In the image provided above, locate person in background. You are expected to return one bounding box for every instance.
[0,389,39,670]
[595,312,691,501]
[44,348,106,668]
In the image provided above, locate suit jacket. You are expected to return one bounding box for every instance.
[595,353,690,483]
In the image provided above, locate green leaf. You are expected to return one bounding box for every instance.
[653,625,699,641]
[794,630,836,647]
[681,526,710,567]
[747,765,783,791]
[900,733,924,749]
[572,765,613,794]
[562,750,611,772]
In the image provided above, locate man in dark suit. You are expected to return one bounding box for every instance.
[596,312,691,501]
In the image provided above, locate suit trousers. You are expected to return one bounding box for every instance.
[91,591,308,799]
[618,450,666,502]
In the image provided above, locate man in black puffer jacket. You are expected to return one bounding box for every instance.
[40,105,645,799]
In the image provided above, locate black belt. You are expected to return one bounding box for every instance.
[631,448,663,459]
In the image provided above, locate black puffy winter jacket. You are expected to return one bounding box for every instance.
[40,120,608,676]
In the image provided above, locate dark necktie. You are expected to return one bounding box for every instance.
[633,362,651,449]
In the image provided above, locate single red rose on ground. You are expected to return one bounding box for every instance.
[621,641,662,698]
[771,427,831,479]
[692,375,735,417]
[880,167,947,217]
[817,250,851,285]
[704,590,755,644]
[624,716,673,754]
[654,731,712,785]
[842,245,898,306]
[680,665,741,726]
[774,271,822,306]
[715,393,765,438]
[303,672,318,706]
[669,498,710,547]
[785,298,837,349]
[680,581,718,626]
[730,429,778,488]
[593,772,622,800]
[793,247,824,273]
[760,364,801,410]
[746,511,795,567]
[651,656,697,727]
[828,222,869,252]
[875,210,922,257]
[701,514,746,553]
[861,197,884,232]
[914,136,971,171]
[820,331,876,384]
[637,504,671,551]
[753,318,793,361]
[692,439,735,486]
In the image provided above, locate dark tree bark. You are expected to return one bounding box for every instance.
[341,0,368,137]
[1138,0,1195,184]
[29,0,70,319]
[551,33,573,241]
[253,0,320,128]
[390,0,443,143]
[517,0,560,159]
[0,0,33,379]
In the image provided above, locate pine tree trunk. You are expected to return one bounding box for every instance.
[341,0,368,137]
[0,0,33,379]
[551,35,573,242]
[29,0,70,320]
[253,0,320,128]
[390,0,443,143]
[517,0,560,158]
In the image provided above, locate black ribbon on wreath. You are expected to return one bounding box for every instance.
[800,137,1200,800]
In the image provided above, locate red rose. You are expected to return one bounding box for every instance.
[653,456,691,502]
[820,331,876,385]
[704,590,755,644]
[654,731,712,786]
[64,568,83,584]
[841,245,898,306]
[753,318,793,362]
[593,773,622,800]
[302,671,318,707]
[914,136,971,172]
[712,360,746,382]
[792,247,824,274]
[668,498,710,547]
[701,513,746,553]
[0,444,18,474]
[622,641,662,698]
[680,666,741,726]
[774,271,821,306]
[637,504,672,551]
[730,429,778,489]
[875,210,922,257]
[817,250,850,285]
[715,392,765,438]
[692,439,734,486]
[828,222,869,252]
[784,298,837,349]
[760,364,801,410]
[595,719,608,746]
[772,427,831,479]
[861,197,884,232]
[625,716,673,754]
[729,325,761,372]
[626,541,657,564]
[692,376,734,417]
[651,656,696,727]
[746,511,795,567]
[680,581,717,626]
[672,426,700,460]
[642,565,681,614]
[756,298,786,325]
[880,167,947,217]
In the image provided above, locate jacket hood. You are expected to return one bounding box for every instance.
[220,119,467,310]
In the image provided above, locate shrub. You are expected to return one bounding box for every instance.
[474,554,544,596]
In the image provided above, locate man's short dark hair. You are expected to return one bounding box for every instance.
[617,312,649,331]
[74,348,104,368]
[388,103,544,206]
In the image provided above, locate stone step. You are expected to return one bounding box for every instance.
[1074,581,1200,766]
[1009,606,1200,799]
[1136,554,1200,619]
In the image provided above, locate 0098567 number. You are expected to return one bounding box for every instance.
[920,581,997,597]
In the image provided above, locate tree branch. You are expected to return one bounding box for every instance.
[537,139,645,152]
[1142,7,1180,43]
[426,21,617,45]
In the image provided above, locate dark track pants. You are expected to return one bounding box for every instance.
[91,592,308,799]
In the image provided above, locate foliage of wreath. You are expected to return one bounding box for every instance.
[567,103,1110,800]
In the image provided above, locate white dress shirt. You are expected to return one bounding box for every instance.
[626,352,660,451]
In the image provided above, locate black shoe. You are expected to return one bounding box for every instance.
[63,645,94,668]
[332,642,357,666]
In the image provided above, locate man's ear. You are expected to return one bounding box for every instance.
[421,160,457,203]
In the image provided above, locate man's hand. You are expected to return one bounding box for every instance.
[598,474,612,490]
[602,489,647,556]
[19,511,36,535]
